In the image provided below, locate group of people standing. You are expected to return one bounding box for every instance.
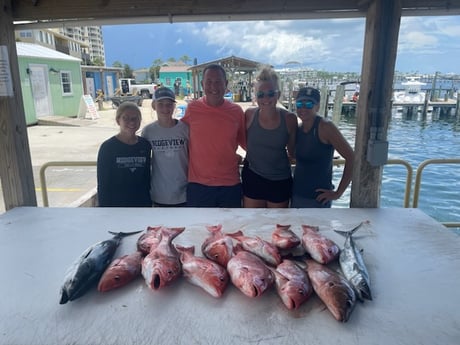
[97,64,354,209]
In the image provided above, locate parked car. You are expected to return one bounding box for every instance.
[119,78,156,98]
[110,95,143,108]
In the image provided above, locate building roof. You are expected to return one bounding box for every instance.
[189,55,263,74]
[16,42,81,62]
[160,65,191,73]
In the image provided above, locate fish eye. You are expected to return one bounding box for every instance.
[114,275,121,281]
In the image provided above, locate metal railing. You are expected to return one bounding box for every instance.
[412,158,460,228]
[39,158,458,228]
[333,158,413,208]
[39,161,97,207]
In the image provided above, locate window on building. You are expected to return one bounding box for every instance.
[165,77,171,86]
[19,31,32,38]
[60,71,73,95]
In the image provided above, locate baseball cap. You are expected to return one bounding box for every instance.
[296,87,320,103]
[154,87,176,102]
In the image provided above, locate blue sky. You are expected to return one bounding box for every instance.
[102,16,460,74]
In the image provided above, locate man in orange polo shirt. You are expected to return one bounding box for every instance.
[182,64,246,207]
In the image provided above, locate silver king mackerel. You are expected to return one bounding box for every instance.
[334,222,372,301]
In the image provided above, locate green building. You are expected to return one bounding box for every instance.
[158,62,192,97]
[17,42,83,125]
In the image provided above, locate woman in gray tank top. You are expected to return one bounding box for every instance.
[241,66,298,208]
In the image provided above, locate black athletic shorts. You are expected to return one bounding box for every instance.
[241,161,292,203]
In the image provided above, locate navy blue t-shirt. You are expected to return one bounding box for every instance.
[97,136,152,207]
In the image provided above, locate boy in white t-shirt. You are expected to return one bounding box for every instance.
[141,87,189,206]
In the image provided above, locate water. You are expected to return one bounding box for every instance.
[331,109,460,230]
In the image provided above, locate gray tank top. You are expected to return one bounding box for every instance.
[245,108,292,180]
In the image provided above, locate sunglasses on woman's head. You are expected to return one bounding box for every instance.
[296,100,316,109]
[257,90,278,99]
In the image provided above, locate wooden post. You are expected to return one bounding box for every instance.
[319,85,329,117]
[456,92,460,117]
[0,0,37,210]
[350,0,401,208]
[421,90,430,120]
[332,84,344,124]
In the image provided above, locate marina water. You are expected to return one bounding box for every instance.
[332,108,460,232]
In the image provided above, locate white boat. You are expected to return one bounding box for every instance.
[393,76,426,103]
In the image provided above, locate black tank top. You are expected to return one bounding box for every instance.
[292,116,334,198]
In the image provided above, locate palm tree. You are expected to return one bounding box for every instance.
[123,64,134,78]
[150,58,163,82]
[179,55,192,65]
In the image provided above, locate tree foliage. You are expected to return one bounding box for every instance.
[123,64,134,78]
[91,57,105,66]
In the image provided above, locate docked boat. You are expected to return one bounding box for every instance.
[393,76,426,103]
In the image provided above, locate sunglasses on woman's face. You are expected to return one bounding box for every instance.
[296,100,316,109]
[257,90,278,99]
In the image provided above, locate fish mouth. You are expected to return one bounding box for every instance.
[252,285,261,297]
[59,289,69,305]
[360,288,373,301]
[153,274,161,290]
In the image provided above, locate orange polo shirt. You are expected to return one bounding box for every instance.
[182,97,246,186]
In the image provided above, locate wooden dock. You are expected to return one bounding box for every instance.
[326,99,460,118]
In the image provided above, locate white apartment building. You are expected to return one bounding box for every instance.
[58,26,105,66]
[15,26,105,66]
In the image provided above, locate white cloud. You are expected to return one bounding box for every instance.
[103,16,460,73]
[195,19,363,68]
[399,31,438,51]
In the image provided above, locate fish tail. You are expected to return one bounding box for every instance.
[334,221,366,237]
[176,244,195,255]
[206,224,223,233]
[162,226,185,240]
[108,230,144,238]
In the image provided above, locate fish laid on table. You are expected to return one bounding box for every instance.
[201,224,237,268]
[272,259,313,310]
[305,259,356,322]
[59,230,142,304]
[334,221,372,301]
[176,245,229,298]
[271,224,301,250]
[301,225,340,264]
[141,226,185,290]
[97,250,144,292]
[227,246,275,298]
[137,226,162,255]
[228,231,281,266]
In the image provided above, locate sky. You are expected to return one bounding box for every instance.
[102,16,460,74]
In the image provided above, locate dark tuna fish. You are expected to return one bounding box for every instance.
[59,230,142,304]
